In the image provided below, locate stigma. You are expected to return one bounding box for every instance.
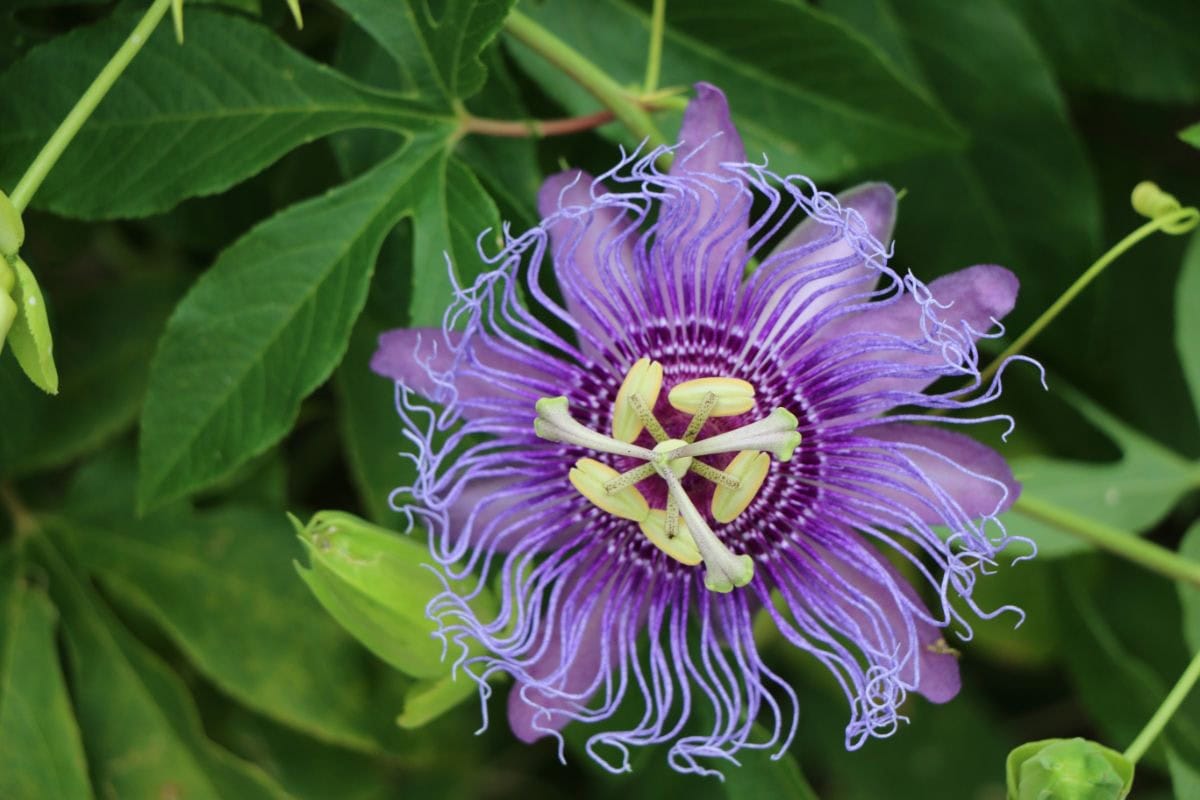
[534,358,802,593]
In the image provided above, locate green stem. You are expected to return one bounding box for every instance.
[1124,648,1200,763]
[980,206,1200,384]
[8,0,174,212]
[1014,494,1200,589]
[504,9,669,151]
[643,0,667,94]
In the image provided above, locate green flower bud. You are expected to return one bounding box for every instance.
[1006,738,1134,800]
[0,292,16,354]
[0,191,23,257]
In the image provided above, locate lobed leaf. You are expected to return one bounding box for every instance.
[0,7,430,220]
[0,556,94,800]
[509,0,965,181]
[138,136,448,510]
[33,537,290,800]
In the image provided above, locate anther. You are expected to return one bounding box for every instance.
[638,509,702,565]
[711,451,771,523]
[569,458,651,522]
[612,357,664,442]
[668,377,755,417]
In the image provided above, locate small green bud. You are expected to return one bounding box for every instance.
[1131,181,1181,221]
[0,191,24,257]
[1006,738,1134,800]
[293,511,497,681]
[0,292,16,354]
[0,257,13,295]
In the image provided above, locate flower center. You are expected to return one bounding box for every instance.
[533,358,802,593]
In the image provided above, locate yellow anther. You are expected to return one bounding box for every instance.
[569,458,650,522]
[668,377,755,417]
[612,357,664,442]
[711,451,770,523]
[651,438,692,479]
[638,509,702,565]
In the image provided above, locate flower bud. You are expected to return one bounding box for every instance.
[1006,738,1133,800]
[0,293,16,354]
[0,191,23,257]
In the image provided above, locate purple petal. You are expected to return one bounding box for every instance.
[824,547,961,704]
[665,83,750,305]
[753,182,897,337]
[818,264,1019,399]
[538,170,636,349]
[370,328,557,419]
[859,423,1021,524]
[507,605,606,743]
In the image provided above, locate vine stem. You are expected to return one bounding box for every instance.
[1124,647,1200,763]
[643,0,667,94]
[980,205,1200,384]
[1013,494,1200,590]
[9,0,174,212]
[504,9,669,151]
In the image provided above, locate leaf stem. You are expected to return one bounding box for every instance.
[980,206,1200,384]
[503,9,669,151]
[8,0,174,212]
[1013,494,1200,589]
[1124,647,1200,763]
[643,0,667,93]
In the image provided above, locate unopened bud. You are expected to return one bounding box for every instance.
[1006,738,1133,800]
[0,191,24,257]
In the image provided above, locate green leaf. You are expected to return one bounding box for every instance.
[1177,520,1200,653]
[1168,746,1200,800]
[721,724,820,800]
[0,7,425,220]
[329,0,515,106]
[1008,0,1200,103]
[137,136,447,510]
[56,474,411,752]
[827,0,1100,319]
[32,537,290,800]
[1181,123,1200,150]
[5,255,57,394]
[0,560,94,800]
[1058,560,1200,768]
[510,0,965,181]
[0,272,183,477]
[1178,233,1200,420]
[1005,385,1198,557]
[334,226,414,523]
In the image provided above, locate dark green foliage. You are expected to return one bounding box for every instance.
[1,1,1199,798]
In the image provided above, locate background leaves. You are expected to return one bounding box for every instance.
[1,0,1199,798]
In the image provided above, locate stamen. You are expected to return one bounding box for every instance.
[638,509,702,565]
[535,396,655,460]
[612,357,664,443]
[628,392,669,443]
[603,463,656,495]
[711,451,771,523]
[672,408,801,462]
[668,377,755,417]
[569,458,651,522]
[688,460,741,490]
[652,459,754,593]
[681,391,718,443]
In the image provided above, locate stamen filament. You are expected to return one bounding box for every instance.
[665,493,679,538]
[628,392,669,442]
[535,396,655,460]
[682,391,718,443]
[689,460,741,490]
[603,463,657,495]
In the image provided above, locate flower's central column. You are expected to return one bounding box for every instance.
[533,358,801,593]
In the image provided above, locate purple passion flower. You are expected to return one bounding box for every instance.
[372,83,1033,775]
